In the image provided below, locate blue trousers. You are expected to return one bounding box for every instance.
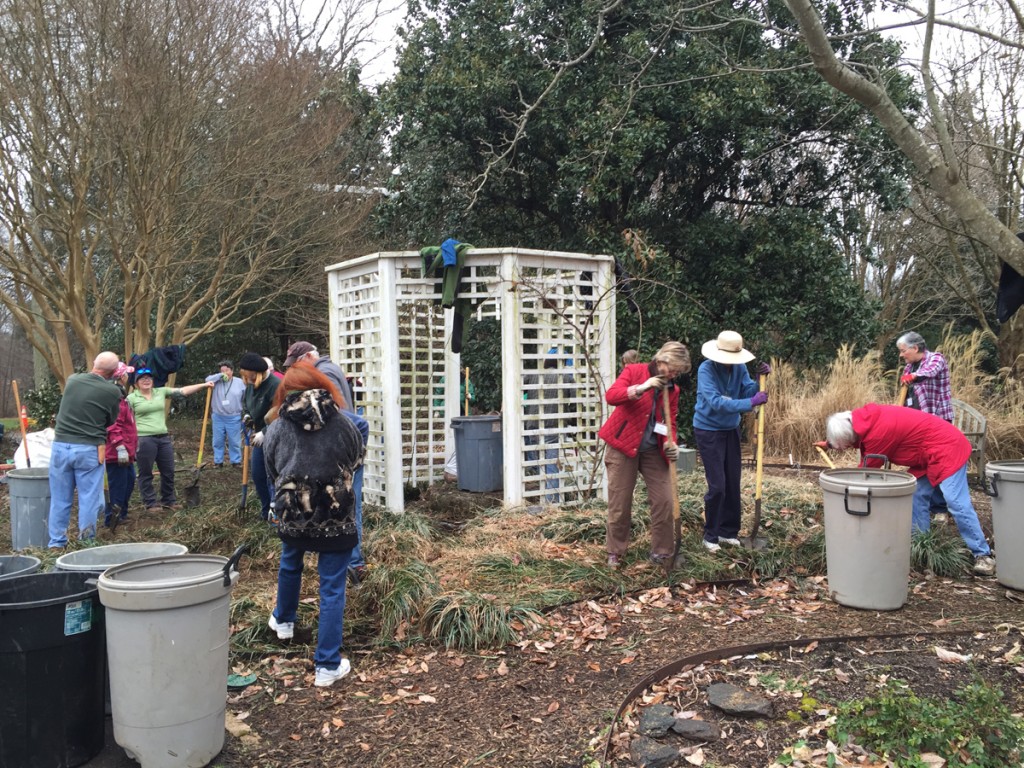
[911,464,990,558]
[211,413,242,465]
[105,463,136,524]
[693,427,742,542]
[48,442,105,547]
[272,543,352,669]
[251,444,274,519]
[351,465,365,569]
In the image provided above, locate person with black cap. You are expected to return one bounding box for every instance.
[205,359,245,467]
[693,330,770,553]
[239,351,280,520]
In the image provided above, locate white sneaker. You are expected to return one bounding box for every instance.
[719,537,741,547]
[268,615,294,640]
[702,540,721,553]
[314,659,351,687]
[973,555,996,577]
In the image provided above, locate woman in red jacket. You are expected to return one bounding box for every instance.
[104,362,138,528]
[599,341,691,569]
[824,404,995,576]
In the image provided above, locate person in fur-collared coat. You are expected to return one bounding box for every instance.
[263,364,364,688]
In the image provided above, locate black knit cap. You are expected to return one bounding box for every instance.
[238,351,268,373]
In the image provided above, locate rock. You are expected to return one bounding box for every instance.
[706,682,772,717]
[629,735,679,768]
[639,704,677,737]
[671,718,720,741]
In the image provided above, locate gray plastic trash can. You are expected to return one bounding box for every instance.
[0,554,42,581]
[676,448,697,474]
[985,460,1024,591]
[55,542,188,574]
[98,549,245,768]
[452,415,503,492]
[819,468,917,610]
[7,467,50,550]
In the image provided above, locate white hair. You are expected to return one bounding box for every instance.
[826,411,857,450]
[896,331,927,352]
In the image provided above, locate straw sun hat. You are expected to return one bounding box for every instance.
[701,330,755,364]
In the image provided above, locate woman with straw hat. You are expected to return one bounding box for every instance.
[693,331,770,553]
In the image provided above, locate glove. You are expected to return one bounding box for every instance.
[900,373,915,385]
[664,443,679,461]
[116,446,130,465]
[757,362,772,376]
[641,376,667,392]
[750,391,768,407]
[814,441,829,450]
[251,430,265,447]
[242,413,253,429]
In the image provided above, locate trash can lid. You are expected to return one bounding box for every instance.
[98,554,240,611]
[0,572,98,609]
[985,460,1024,481]
[818,468,917,496]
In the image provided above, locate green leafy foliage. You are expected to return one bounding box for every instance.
[832,678,1024,767]
[24,380,63,428]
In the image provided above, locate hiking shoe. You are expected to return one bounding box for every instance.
[932,513,949,525]
[163,503,183,511]
[268,615,294,640]
[973,555,996,577]
[719,537,742,547]
[347,564,367,584]
[607,554,621,570]
[314,659,351,687]
[702,540,721,553]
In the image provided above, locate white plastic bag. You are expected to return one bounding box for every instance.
[14,428,55,468]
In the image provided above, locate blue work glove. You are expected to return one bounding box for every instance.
[757,362,772,376]
[750,391,768,407]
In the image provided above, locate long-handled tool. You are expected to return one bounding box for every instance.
[896,382,908,406]
[464,367,470,415]
[239,429,251,513]
[740,374,769,550]
[11,380,29,467]
[815,444,836,469]
[184,385,214,508]
[661,387,684,575]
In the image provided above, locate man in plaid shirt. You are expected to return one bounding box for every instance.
[897,331,953,421]
[897,331,954,518]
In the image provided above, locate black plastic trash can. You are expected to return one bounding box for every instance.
[451,415,503,492]
[0,571,105,768]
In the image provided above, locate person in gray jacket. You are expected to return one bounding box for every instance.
[204,359,245,467]
[283,341,354,412]
[264,363,365,687]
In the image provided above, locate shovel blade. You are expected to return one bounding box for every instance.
[739,535,768,550]
[184,483,201,509]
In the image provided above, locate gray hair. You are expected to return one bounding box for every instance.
[825,411,857,450]
[896,331,927,352]
[654,341,691,374]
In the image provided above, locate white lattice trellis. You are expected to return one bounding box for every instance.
[325,248,616,513]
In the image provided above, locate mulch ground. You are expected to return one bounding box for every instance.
[3,426,1023,768]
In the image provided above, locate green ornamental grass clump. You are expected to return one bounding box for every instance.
[831,678,1024,767]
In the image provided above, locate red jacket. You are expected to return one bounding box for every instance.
[105,398,139,463]
[853,403,971,485]
[599,362,679,460]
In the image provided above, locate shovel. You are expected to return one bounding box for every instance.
[896,382,908,406]
[239,431,251,512]
[740,373,769,550]
[11,380,30,467]
[184,386,214,509]
[661,387,685,575]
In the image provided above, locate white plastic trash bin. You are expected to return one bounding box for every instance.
[97,548,246,768]
[819,468,917,610]
[55,542,188,573]
[7,467,50,550]
[984,460,1024,591]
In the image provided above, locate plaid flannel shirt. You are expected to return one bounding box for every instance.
[903,350,953,421]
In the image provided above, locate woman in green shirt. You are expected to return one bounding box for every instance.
[127,367,213,511]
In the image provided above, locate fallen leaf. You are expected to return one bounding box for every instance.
[497,660,509,676]
[547,701,560,714]
[274,693,288,705]
[331,718,344,727]
[289,734,302,741]
[321,722,331,738]
[684,747,705,765]
[934,646,972,663]
[419,694,437,704]
[620,656,637,665]
[587,663,601,672]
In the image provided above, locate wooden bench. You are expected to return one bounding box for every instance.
[951,398,987,480]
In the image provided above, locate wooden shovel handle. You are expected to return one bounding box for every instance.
[661,387,681,522]
[12,380,30,468]
[754,374,766,500]
[896,383,908,406]
[196,385,213,467]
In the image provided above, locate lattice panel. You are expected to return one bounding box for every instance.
[327,248,615,513]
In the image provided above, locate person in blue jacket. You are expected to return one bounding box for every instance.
[693,331,770,552]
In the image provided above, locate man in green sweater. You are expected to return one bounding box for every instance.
[48,351,123,548]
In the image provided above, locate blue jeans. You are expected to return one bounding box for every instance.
[272,542,352,669]
[694,427,742,542]
[48,442,105,547]
[251,444,274,519]
[911,464,991,557]
[105,463,136,524]
[136,434,176,507]
[211,413,242,465]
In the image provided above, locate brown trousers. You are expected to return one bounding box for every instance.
[604,446,675,558]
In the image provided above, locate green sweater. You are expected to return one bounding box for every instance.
[54,373,121,445]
